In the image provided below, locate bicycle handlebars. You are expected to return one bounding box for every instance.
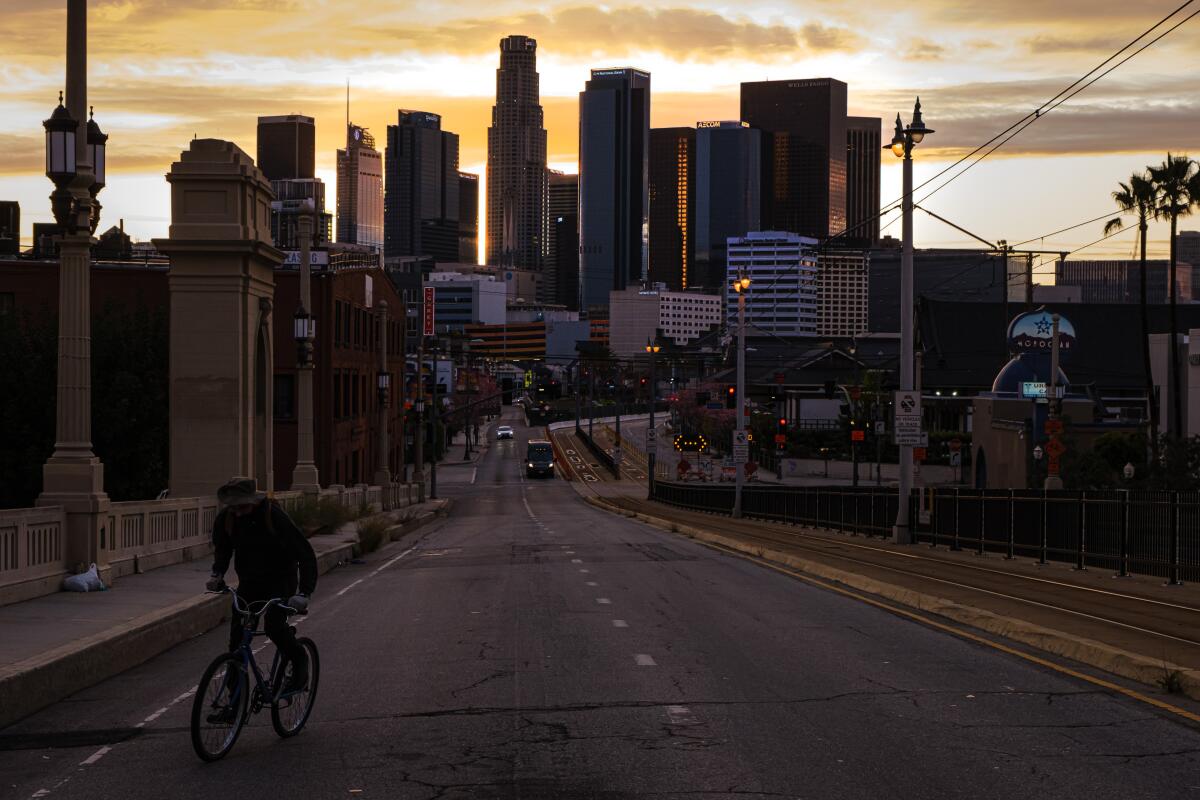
[204,586,304,616]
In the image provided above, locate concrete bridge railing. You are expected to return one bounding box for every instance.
[0,480,422,607]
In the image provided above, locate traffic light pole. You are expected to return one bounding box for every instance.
[733,290,746,519]
[647,348,657,498]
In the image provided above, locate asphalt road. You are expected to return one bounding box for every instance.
[4,406,1200,799]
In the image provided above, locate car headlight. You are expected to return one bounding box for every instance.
[528,462,535,468]
[549,461,554,468]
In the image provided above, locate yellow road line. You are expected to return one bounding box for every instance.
[703,540,1200,725]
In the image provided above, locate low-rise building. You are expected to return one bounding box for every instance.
[424,271,507,332]
[608,285,723,357]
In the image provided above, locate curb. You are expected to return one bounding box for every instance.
[582,495,1200,701]
[0,523,405,731]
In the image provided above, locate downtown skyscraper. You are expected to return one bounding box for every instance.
[846,116,882,247]
[384,110,460,263]
[740,79,848,240]
[648,127,694,292]
[337,123,383,251]
[578,68,650,310]
[487,35,548,274]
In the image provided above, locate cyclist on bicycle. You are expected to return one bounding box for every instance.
[206,477,317,700]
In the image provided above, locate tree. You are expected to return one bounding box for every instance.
[1147,154,1200,438]
[1105,172,1159,460]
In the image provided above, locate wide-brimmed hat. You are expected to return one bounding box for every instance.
[217,477,266,508]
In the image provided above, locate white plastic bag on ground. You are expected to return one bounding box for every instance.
[63,563,106,592]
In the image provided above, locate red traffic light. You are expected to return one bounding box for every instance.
[727,386,735,395]
[778,418,787,427]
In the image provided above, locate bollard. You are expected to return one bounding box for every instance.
[978,492,986,556]
[1168,492,1183,586]
[1074,490,1086,571]
[1006,490,1015,560]
[951,488,962,551]
[1116,490,1129,578]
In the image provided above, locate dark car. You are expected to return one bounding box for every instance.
[526,440,555,478]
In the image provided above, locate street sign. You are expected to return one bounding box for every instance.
[913,447,927,462]
[645,428,657,445]
[895,390,921,424]
[422,287,436,336]
[894,431,929,447]
[732,430,749,464]
[851,430,865,442]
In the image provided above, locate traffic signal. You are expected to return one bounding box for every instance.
[725,385,736,409]
[776,417,788,450]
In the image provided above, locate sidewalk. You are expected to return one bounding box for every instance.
[0,499,449,729]
[439,418,497,467]
[559,451,1200,700]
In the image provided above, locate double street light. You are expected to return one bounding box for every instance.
[44,94,107,234]
[888,97,934,545]
[645,338,661,497]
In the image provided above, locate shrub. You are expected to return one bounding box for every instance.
[357,517,392,554]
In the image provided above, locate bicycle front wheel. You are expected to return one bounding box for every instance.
[271,637,320,738]
[190,653,249,761]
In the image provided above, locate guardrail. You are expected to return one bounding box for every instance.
[650,482,1199,583]
[0,506,68,605]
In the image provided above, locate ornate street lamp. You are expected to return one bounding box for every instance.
[888,96,934,544]
[86,106,107,234]
[43,92,78,229]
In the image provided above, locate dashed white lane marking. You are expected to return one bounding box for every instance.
[336,578,365,597]
[634,654,657,666]
[612,619,629,628]
[471,467,478,485]
[79,746,112,766]
[565,550,575,555]
[571,558,583,564]
[586,581,598,586]
[579,569,589,574]
[372,546,416,576]
[596,598,611,605]
[143,706,169,723]
[32,788,51,797]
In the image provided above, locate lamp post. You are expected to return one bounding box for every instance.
[37,0,112,576]
[374,300,391,490]
[462,339,473,461]
[290,201,320,492]
[646,338,661,497]
[888,97,934,545]
[732,274,751,518]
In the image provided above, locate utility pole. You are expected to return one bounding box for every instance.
[373,300,390,489]
[429,340,439,499]
[1045,314,1064,490]
[1025,252,1034,309]
[414,334,425,496]
[733,275,750,518]
[291,203,320,492]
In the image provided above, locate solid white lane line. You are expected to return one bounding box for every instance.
[596,598,611,605]
[634,654,657,666]
[79,746,111,766]
[612,619,628,628]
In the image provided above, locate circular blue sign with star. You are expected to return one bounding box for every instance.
[1006,308,1076,358]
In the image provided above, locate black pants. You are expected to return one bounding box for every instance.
[228,602,306,670]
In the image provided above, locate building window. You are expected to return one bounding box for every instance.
[274,374,295,420]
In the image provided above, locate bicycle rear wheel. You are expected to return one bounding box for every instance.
[190,653,249,761]
[270,637,320,738]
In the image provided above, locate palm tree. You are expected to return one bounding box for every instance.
[1105,173,1158,457]
[1148,154,1200,438]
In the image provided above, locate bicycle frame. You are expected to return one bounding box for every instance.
[222,590,298,706]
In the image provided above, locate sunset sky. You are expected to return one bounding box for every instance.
[3,0,1198,276]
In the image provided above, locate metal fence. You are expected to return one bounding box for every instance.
[651,482,1197,583]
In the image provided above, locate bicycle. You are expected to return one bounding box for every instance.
[189,588,320,761]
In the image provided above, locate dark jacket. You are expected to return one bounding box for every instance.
[211,500,317,599]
